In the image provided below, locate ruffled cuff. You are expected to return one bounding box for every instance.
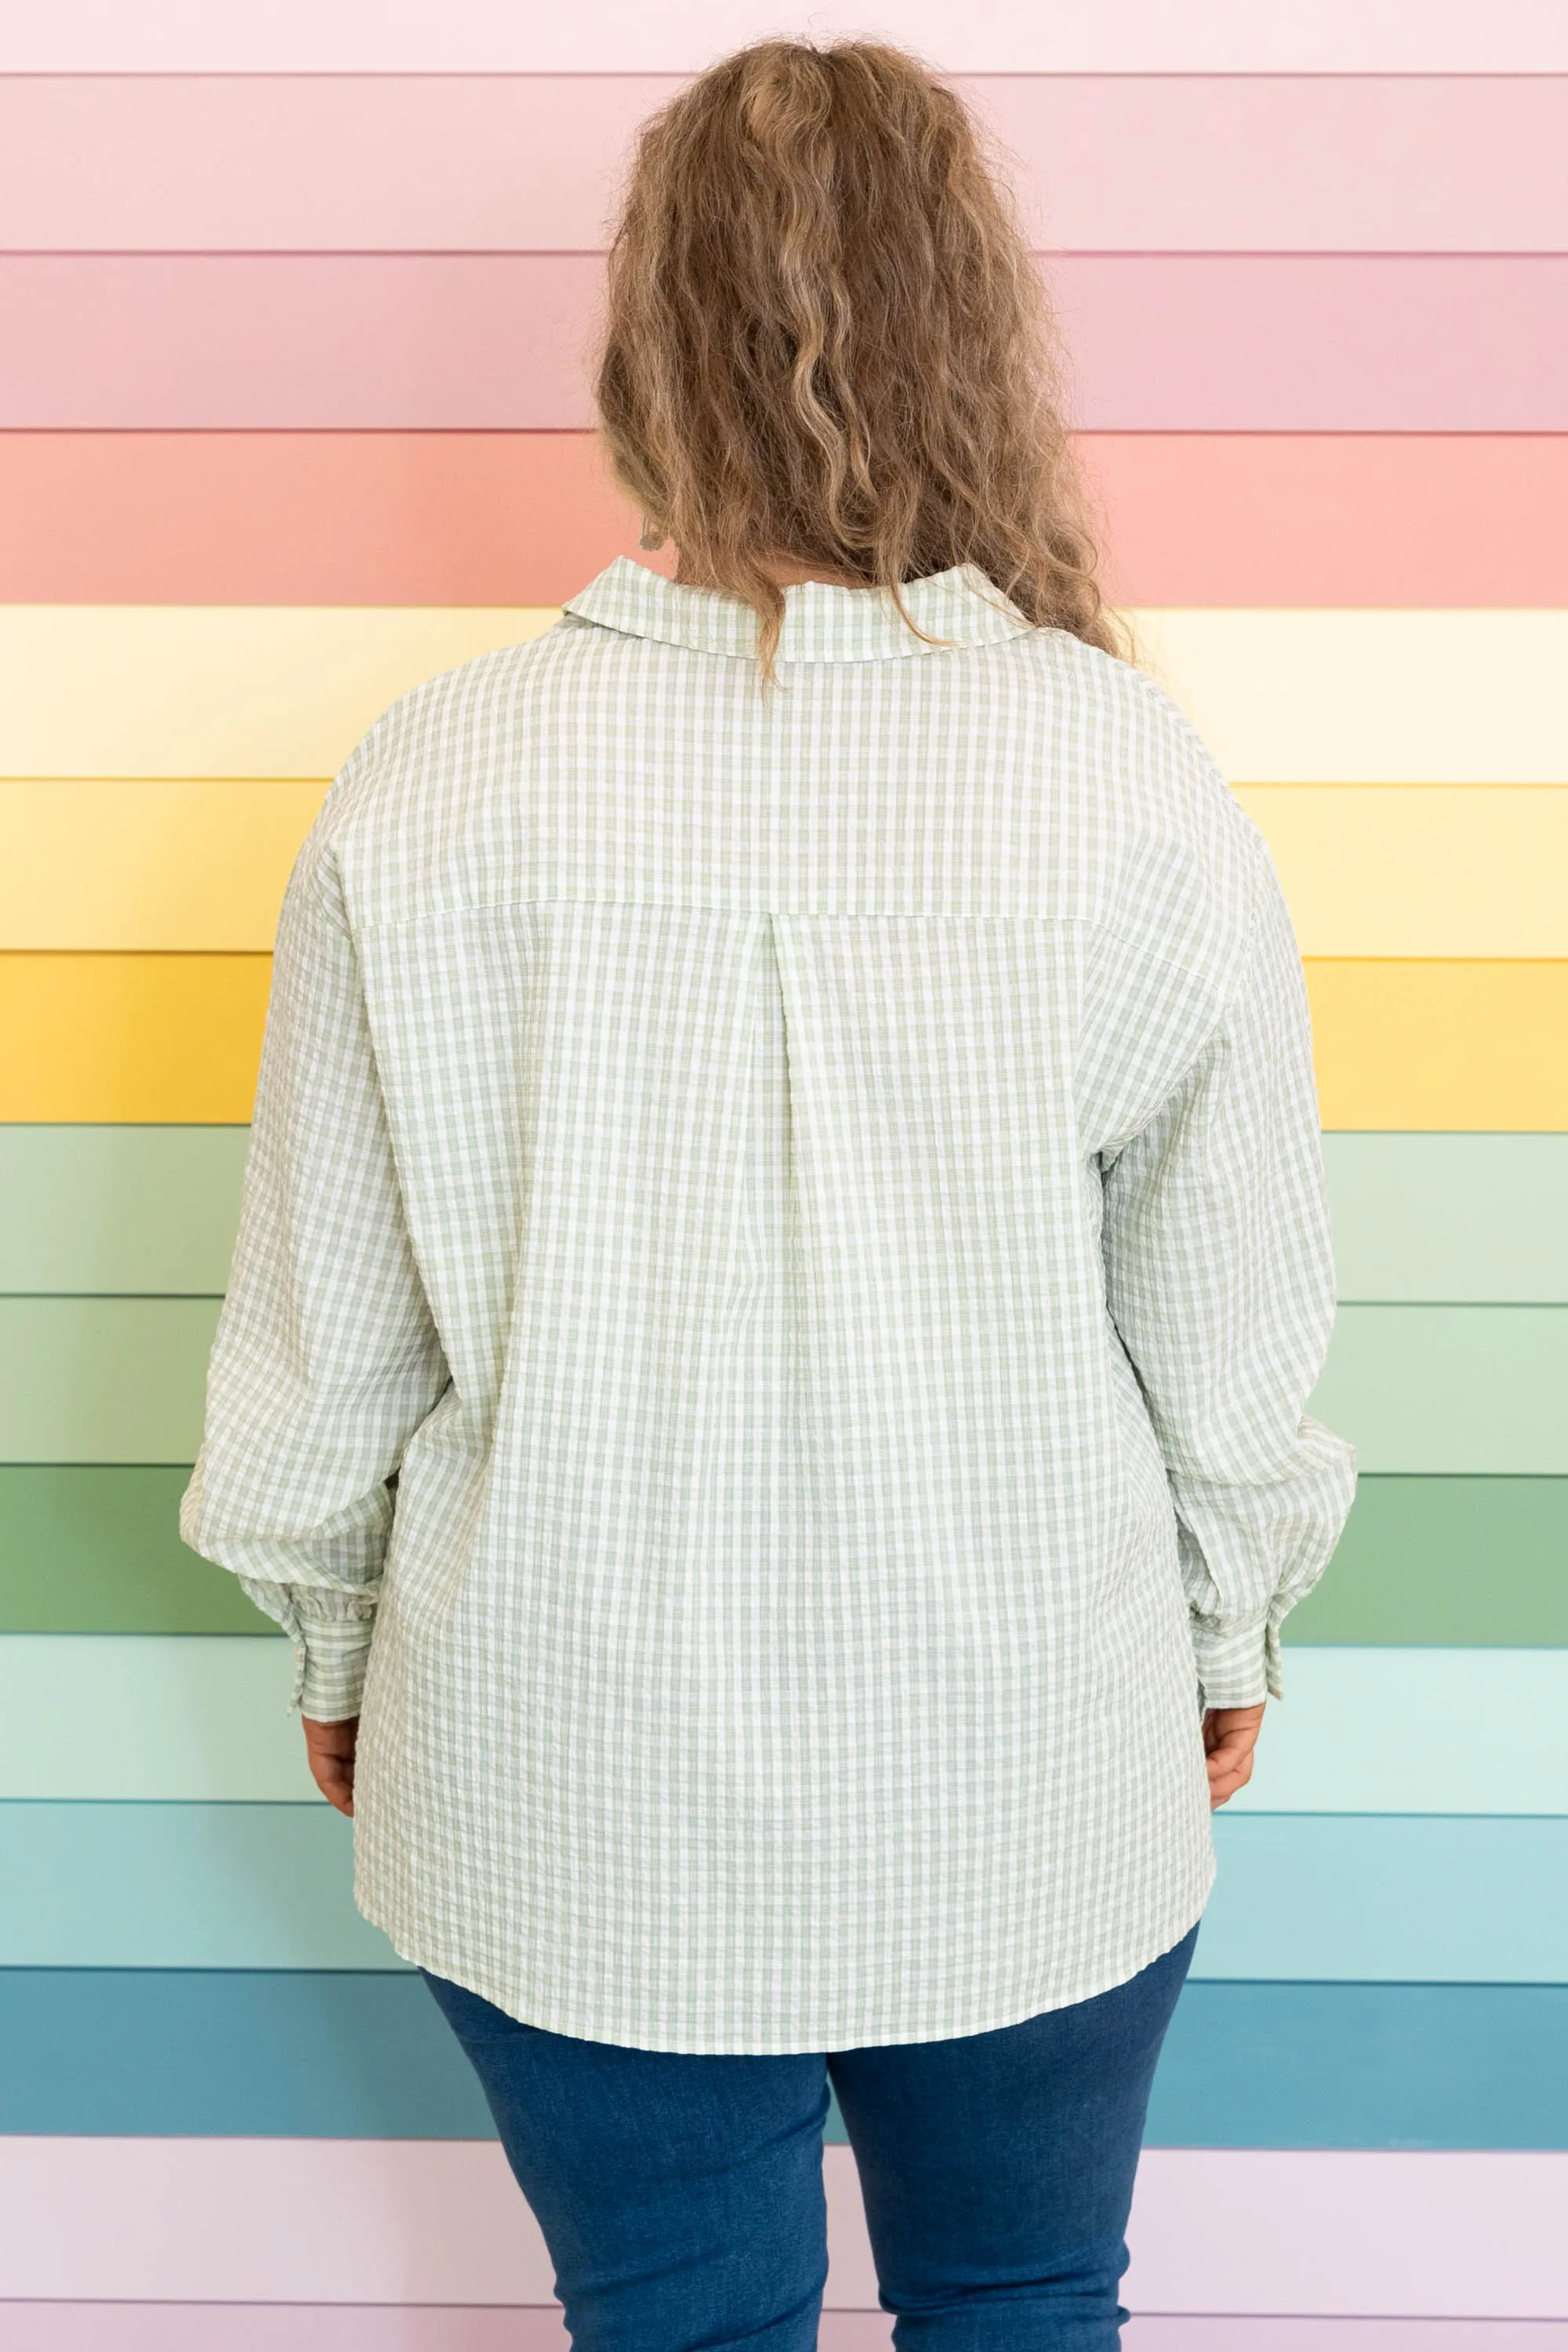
[1189,1613,1280,1710]
[295,1616,376,1720]
[237,1579,377,1720]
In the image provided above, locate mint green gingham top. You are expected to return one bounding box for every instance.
[181,558,1356,2054]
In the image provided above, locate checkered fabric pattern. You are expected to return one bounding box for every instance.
[180,558,1355,2053]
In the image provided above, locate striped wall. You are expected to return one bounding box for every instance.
[2,11,1566,2343]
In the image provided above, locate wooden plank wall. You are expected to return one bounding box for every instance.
[2,6,1566,2339]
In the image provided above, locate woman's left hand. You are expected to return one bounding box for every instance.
[1203,1703,1265,1809]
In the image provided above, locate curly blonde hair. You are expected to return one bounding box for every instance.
[593,38,1125,681]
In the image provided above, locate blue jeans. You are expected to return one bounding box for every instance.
[422,1922,1197,2350]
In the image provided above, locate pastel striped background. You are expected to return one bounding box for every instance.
[2,9,1566,2343]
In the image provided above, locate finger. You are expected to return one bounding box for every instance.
[1209,1755,1253,1801]
[307,1753,355,1816]
[318,1773,354,1817]
[305,1723,357,1759]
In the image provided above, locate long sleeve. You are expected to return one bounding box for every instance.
[1099,827,1357,1709]
[179,816,450,1720]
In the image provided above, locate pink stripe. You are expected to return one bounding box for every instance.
[1125,2151,1568,2318]
[5,254,1566,432]
[0,432,670,606]
[4,0,1567,72]
[0,77,676,255]
[1124,2332,1568,2349]
[980,78,1568,256]
[4,75,1566,256]
[1085,433,1568,608]
[4,2143,1566,2316]
[2,2316,1566,2350]
[0,255,600,430]
[5,430,1567,609]
[0,2315,570,2351]
[1053,256,1568,433]
[0,2315,897,2351]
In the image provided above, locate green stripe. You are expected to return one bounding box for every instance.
[3,1463,1564,1646]
[0,1298,220,1461]
[1323,1133,1568,1302]
[4,1295,1563,1469]
[0,1124,249,1295]
[0,1466,276,1632]
[1287,1475,1568,1645]
[0,1635,310,1800]
[7,1127,1565,1303]
[2,1461,1565,1642]
[1308,1305,1568,1472]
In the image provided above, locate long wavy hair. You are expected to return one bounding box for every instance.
[593,38,1125,683]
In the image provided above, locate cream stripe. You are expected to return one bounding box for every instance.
[0,608,557,779]
[1233,786,1568,956]
[1135,608,1568,784]
[2,607,1564,781]
[5,777,1564,953]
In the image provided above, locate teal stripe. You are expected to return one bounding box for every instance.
[1200,1815,1568,1983]
[6,1803,1566,1982]
[0,1802,403,1970]
[1,1969,1563,2148]
[6,1297,1565,1470]
[1309,1306,1568,1472]
[6,1636,1566,1813]
[7,1127,1564,1305]
[1236,1648,1568,1812]
[1323,1134,1568,1303]
[1149,1980,1568,2151]
[0,1124,249,1296]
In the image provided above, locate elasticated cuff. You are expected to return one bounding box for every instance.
[293,1614,375,1721]
[234,1577,378,1719]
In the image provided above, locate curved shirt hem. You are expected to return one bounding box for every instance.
[356,1861,1217,2057]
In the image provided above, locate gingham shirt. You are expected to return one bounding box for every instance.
[181,557,1355,2054]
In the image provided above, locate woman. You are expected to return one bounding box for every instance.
[182,38,1355,2349]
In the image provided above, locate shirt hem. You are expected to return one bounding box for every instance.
[354,1860,1216,2057]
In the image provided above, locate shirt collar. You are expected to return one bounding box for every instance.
[561,555,1036,663]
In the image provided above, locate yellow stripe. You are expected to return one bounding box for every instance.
[0,956,270,1121]
[1308,961,1568,1131]
[1235,787,1568,956]
[3,953,1563,1128]
[0,780,329,950]
[5,778,1563,954]
[2,608,1566,782]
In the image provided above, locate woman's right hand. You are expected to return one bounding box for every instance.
[1203,1704,1265,1809]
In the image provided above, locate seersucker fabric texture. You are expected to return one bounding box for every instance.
[180,557,1356,2054]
